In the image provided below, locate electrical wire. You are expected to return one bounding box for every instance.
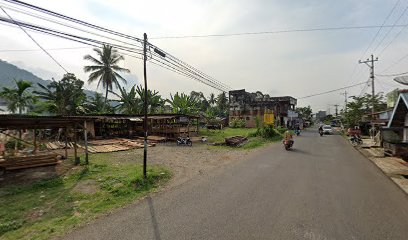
[373,3,408,53]
[297,81,369,99]
[361,0,401,58]
[0,0,231,92]
[376,71,408,76]
[0,6,68,73]
[0,46,91,52]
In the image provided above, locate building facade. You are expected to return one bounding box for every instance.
[228,89,297,128]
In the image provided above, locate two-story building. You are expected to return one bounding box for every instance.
[229,89,297,128]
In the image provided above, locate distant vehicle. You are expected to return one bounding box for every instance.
[322,125,333,134]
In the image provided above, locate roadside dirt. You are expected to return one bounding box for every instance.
[110,142,256,188]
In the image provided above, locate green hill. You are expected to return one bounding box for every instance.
[0,59,97,97]
[0,59,52,88]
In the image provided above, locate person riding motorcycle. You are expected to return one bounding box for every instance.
[318,125,323,134]
[283,130,294,146]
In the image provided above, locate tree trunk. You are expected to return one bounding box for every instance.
[104,88,109,112]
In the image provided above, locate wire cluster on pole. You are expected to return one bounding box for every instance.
[0,0,232,92]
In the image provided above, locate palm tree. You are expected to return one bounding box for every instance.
[0,79,35,114]
[110,85,141,114]
[208,93,216,106]
[168,92,199,115]
[135,85,165,114]
[83,44,130,104]
[85,92,113,114]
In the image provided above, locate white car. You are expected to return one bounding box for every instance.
[322,125,333,134]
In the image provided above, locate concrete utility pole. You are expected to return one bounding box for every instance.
[359,54,378,116]
[143,33,148,179]
[340,91,348,113]
[333,104,339,117]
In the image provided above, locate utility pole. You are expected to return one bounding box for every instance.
[333,104,339,117]
[143,33,148,179]
[340,91,348,113]
[359,54,378,116]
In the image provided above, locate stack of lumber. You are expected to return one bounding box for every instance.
[135,135,167,143]
[0,153,59,170]
[45,141,74,150]
[225,136,248,147]
[78,138,156,154]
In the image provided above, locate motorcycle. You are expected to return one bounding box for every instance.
[294,129,301,136]
[283,139,294,150]
[349,135,363,146]
[176,136,192,146]
[319,129,323,137]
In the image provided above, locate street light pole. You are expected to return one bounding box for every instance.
[143,33,148,179]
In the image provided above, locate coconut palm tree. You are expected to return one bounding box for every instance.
[109,85,141,114]
[83,44,130,104]
[168,92,199,115]
[85,92,114,114]
[0,79,35,114]
[208,93,216,106]
[135,85,165,114]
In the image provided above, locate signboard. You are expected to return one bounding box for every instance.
[288,110,298,118]
[179,117,188,123]
[264,113,275,125]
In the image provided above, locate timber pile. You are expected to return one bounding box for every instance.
[135,135,167,143]
[78,138,156,153]
[225,136,248,147]
[45,141,74,150]
[0,153,60,170]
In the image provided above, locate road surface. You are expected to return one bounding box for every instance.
[62,130,408,240]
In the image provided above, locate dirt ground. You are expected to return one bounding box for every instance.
[0,141,266,188]
[106,142,256,188]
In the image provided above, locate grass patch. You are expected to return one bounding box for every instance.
[0,154,171,240]
[201,127,283,150]
[199,127,258,143]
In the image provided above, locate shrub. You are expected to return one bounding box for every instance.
[250,125,283,140]
[229,119,246,128]
[5,139,23,150]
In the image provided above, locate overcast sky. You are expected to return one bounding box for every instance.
[0,0,408,113]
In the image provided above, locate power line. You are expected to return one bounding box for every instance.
[362,0,401,58]
[150,24,408,39]
[0,46,91,52]
[297,81,369,99]
[376,71,408,76]
[0,6,68,73]
[373,3,408,53]
[0,0,231,92]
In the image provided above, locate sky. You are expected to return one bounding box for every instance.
[0,0,408,113]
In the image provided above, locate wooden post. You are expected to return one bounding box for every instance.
[74,124,79,165]
[64,127,68,160]
[33,128,37,154]
[84,121,89,165]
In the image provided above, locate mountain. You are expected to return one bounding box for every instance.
[0,59,96,97]
[0,59,52,89]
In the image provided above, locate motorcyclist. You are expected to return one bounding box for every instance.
[318,125,323,135]
[283,130,294,146]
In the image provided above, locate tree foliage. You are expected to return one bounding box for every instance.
[295,106,313,120]
[0,79,35,114]
[34,73,86,115]
[83,44,130,103]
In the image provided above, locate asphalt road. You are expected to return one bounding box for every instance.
[62,130,408,240]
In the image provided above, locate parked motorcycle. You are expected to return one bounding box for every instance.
[176,136,192,146]
[349,135,363,146]
[283,139,294,150]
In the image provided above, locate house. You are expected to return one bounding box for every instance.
[228,89,297,128]
[381,91,408,156]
